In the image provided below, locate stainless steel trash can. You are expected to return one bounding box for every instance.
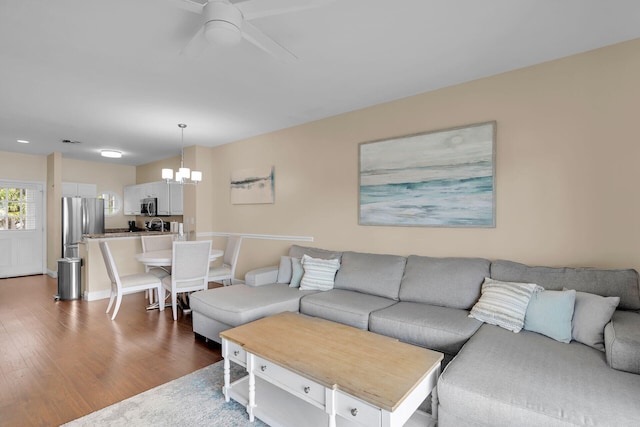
[55,257,82,300]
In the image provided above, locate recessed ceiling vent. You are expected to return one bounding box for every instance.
[61,139,82,144]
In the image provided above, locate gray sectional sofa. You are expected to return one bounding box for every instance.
[189,245,640,426]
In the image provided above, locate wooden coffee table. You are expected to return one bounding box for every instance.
[220,312,443,427]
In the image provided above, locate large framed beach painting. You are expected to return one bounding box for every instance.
[230,166,275,204]
[359,122,496,227]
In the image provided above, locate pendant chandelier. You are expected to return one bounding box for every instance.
[162,123,202,185]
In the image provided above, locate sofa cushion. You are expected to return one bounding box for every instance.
[469,278,542,333]
[569,290,620,351]
[491,260,640,310]
[605,310,640,375]
[369,302,482,355]
[523,289,575,343]
[289,244,342,260]
[300,255,341,291]
[300,289,396,330]
[333,251,406,300]
[189,284,316,327]
[399,256,489,310]
[245,266,279,287]
[438,324,640,427]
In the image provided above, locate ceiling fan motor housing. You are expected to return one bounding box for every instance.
[203,1,243,46]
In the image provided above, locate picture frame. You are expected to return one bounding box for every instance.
[359,121,496,227]
[230,166,275,205]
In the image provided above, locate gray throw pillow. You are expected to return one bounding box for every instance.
[566,288,620,351]
[276,255,292,284]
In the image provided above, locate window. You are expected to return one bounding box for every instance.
[0,186,37,230]
[98,191,121,217]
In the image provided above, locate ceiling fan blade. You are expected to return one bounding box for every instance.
[180,26,208,58]
[241,21,297,62]
[237,0,335,20]
[177,0,206,14]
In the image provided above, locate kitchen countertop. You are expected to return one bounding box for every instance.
[83,230,177,239]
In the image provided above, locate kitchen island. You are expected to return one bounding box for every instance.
[81,231,176,301]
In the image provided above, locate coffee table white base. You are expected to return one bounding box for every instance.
[222,339,439,427]
[227,375,436,427]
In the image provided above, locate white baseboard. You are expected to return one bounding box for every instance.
[47,269,57,278]
[84,289,111,301]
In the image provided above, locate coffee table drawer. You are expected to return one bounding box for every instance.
[335,390,381,426]
[254,355,325,407]
[227,340,246,366]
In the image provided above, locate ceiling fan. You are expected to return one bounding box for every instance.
[178,0,333,62]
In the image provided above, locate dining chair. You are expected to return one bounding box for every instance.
[99,240,164,320]
[207,235,242,286]
[162,240,212,321]
[140,234,173,304]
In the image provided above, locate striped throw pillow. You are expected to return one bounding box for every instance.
[299,254,341,291]
[469,278,543,333]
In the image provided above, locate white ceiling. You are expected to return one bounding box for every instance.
[1,0,640,166]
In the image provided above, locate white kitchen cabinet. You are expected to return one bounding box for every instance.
[62,183,77,197]
[123,184,142,215]
[77,183,97,197]
[125,181,175,216]
[62,182,97,198]
[169,184,183,215]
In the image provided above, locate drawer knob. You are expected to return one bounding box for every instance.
[351,408,358,417]
[261,365,267,372]
[233,350,239,356]
[304,386,310,394]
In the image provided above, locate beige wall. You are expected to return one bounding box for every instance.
[208,38,640,278]
[135,155,180,184]
[0,151,48,181]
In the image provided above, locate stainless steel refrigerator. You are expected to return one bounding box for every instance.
[61,197,104,258]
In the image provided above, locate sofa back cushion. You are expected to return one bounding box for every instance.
[289,244,342,260]
[399,256,490,310]
[333,251,406,300]
[491,260,640,310]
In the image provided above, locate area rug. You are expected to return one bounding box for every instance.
[62,361,268,427]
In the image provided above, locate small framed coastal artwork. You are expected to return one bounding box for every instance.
[359,121,496,227]
[230,166,275,204]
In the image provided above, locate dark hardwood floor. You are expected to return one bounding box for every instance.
[0,275,223,427]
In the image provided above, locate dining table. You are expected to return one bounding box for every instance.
[135,248,224,267]
[135,247,224,312]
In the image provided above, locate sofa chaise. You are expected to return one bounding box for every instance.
[189,245,640,426]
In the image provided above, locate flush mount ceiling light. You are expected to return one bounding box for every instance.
[162,124,202,185]
[101,150,122,158]
[17,139,29,144]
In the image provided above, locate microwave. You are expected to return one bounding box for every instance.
[140,197,157,217]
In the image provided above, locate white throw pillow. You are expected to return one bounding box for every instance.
[299,254,340,291]
[469,277,543,333]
